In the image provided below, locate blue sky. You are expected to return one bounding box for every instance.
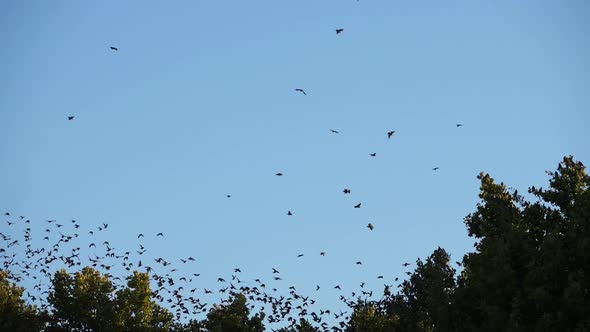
[1,0,589,323]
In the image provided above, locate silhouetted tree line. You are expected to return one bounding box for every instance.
[1,156,589,331]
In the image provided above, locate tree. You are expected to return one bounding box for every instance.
[0,269,44,332]
[394,248,456,332]
[47,267,174,332]
[456,156,590,331]
[48,267,118,331]
[202,294,265,332]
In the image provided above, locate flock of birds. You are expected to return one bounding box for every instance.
[1,211,417,331]
[3,28,466,332]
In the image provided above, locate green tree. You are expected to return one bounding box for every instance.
[0,269,44,332]
[48,267,118,331]
[202,294,265,332]
[116,271,174,331]
[394,247,456,332]
[456,156,590,331]
[346,299,399,332]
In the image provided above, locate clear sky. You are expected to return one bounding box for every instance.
[1,0,589,324]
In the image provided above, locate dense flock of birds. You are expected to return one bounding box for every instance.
[2,28,465,331]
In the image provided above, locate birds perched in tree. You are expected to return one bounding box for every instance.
[387,130,395,139]
[335,29,344,34]
[67,116,75,120]
[354,203,361,209]
[295,88,306,95]
[367,223,374,231]
[110,46,118,51]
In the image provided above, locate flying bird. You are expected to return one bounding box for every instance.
[320,252,326,256]
[275,172,283,176]
[456,124,463,127]
[156,233,164,237]
[355,261,362,265]
[110,46,118,51]
[330,129,339,134]
[297,254,304,258]
[354,203,361,209]
[295,88,306,95]
[370,153,376,157]
[432,167,440,171]
[287,211,293,216]
[402,262,410,267]
[343,188,351,194]
[67,116,75,120]
[137,234,144,239]
[367,223,374,231]
[335,29,344,34]
[387,131,395,139]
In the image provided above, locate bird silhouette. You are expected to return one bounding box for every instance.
[432,167,440,171]
[297,254,304,258]
[367,223,374,231]
[335,29,344,34]
[275,172,283,176]
[343,188,351,194]
[287,211,293,216]
[67,116,75,120]
[370,153,376,157]
[456,123,463,127]
[354,203,361,209]
[403,262,410,267]
[295,89,306,95]
[110,46,118,51]
[387,131,395,139]
[137,234,144,239]
[330,129,339,134]
[156,233,164,237]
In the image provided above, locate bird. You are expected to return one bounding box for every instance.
[387,131,395,139]
[110,46,118,51]
[354,203,361,209]
[432,167,440,171]
[402,262,410,267]
[287,211,293,216]
[156,233,164,237]
[272,268,280,274]
[137,234,144,239]
[335,28,344,35]
[330,129,339,134]
[67,116,75,120]
[275,172,283,176]
[295,88,306,95]
[367,223,374,231]
[297,254,304,258]
[456,123,463,127]
[343,188,351,194]
[370,153,377,157]
[355,261,362,265]
[226,195,231,198]
[320,252,326,256]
